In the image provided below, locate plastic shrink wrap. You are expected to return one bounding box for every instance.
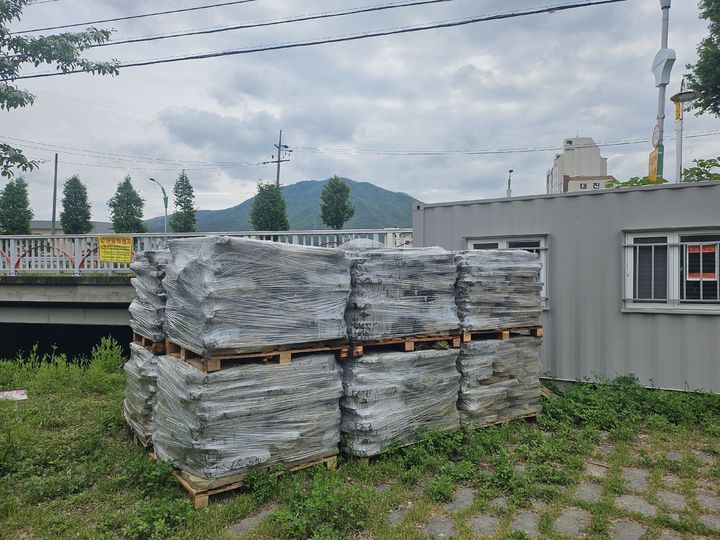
[152,354,342,480]
[163,237,351,357]
[346,248,460,341]
[123,343,159,446]
[455,250,543,331]
[340,349,461,457]
[129,250,171,342]
[457,337,542,427]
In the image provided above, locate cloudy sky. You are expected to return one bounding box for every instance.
[4,0,719,222]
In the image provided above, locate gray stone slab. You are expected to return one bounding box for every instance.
[661,474,681,488]
[597,444,615,456]
[421,516,457,538]
[514,463,527,474]
[531,499,548,511]
[468,514,498,537]
[700,514,720,531]
[586,461,609,479]
[376,482,393,494]
[610,519,646,540]
[657,530,683,540]
[388,507,410,526]
[511,512,541,539]
[227,506,276,536]
[554,507,591,536]
[487,496,508,509]
[615,495,657,517]
[697,490,720,511]
[694,450,714,465]
[622,467,649,493]
[441,487,475,513]
[575,482,603,503]
[665,450,683,462]
[657,490,686,511]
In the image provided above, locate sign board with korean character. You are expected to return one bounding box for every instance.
[98,236,133,263]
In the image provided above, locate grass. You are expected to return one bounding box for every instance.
[0,343,718,539]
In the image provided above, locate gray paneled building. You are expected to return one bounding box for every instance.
[413,181,720,392]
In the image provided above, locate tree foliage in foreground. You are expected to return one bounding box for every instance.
[687,0,720,116]
[250,182,289,231]
[604,176,668,188]
[0,176,33,234]
[320,175,355,230]
[60,175,92,234]
[682,156,720,182]
[0,0,118,178]
[108,176,147,233]
[169,171,197,233]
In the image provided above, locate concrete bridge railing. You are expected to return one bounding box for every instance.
[0,228,413,276]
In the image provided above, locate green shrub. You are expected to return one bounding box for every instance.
[272,472,373,539]
[119,498,193,540]
[427,474,454,502]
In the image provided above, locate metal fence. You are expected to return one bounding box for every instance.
[0,228,413,275]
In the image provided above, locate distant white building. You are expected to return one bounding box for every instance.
[546,137,614,194]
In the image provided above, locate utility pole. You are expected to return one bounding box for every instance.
[650,0,675,180]
[51,153,58,234]
[272,130,291,187]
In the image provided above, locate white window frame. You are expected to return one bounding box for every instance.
[465,235,549,308]
[623,229,720,314]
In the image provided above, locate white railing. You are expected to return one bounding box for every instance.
[0,228,413,275]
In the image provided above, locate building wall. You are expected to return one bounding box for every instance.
[547,138,609,194]
[413,182,720,392]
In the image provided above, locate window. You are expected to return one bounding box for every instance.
[624,231,720,312]
[466,236,548,305]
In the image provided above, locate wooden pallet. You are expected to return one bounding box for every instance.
[159,453,338,509]
[462,325,543,343]
[132,332,166,355]
[164,339,351,372]
[129,427,152,449]
[350,333,462,358]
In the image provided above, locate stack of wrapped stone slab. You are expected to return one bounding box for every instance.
[457,337,543,427]
[129,250,170,342]
[340,348,461,457]
[163,237,351,357]
[455,250,543,331]
[345,248,460,341]
[123,343,159,446]
[152,354,342,481]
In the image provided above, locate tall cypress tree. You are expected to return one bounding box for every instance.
[250,182,289,231]
[0,176,33,234]
[169,170,197,232]
[108,175,147,233]
[60,175,92,234]
[320,175,355,230]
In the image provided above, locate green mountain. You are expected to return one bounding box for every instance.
[146,178,418,232]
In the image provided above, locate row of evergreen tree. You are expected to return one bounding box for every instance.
[0,171,197,235]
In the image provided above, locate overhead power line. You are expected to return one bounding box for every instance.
[289,130,720,157]
[13,0,259,34]
[93,0,454,48]
[11,0,628,80]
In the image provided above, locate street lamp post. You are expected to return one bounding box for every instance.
[149,177,169,240]
[507,169,514,198]
[650,0,675,180]
[670,80,700,183]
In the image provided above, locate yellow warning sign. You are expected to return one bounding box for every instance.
[648,148,659,181]
[98,236,133,263]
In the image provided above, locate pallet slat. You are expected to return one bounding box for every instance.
[462,325,543,343]
[163,339,351,372]
[132,332,167,355]
[154,453,338,509]
[350,333,462,358]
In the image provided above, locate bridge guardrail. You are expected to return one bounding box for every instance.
[0,228,413,275]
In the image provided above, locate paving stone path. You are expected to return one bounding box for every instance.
[421,516,456,538]
[622,467,648,492]
[441,487,475,513]
[227,505,276,536]
[554,507,591,536]
[615,495,657,517]
[697,490,720,511]
[574,482,602,503]
[610,519,646,540]
[656,490,686,511]
[511,511,541,539]
[468,514,498,537]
